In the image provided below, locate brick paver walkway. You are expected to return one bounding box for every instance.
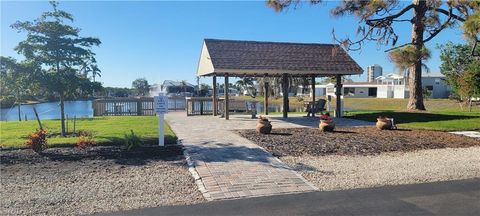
[166,112,372,201]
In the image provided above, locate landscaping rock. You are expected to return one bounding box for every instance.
[0,145,204,215]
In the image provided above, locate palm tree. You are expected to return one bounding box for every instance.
[80,57,101,82]
[235,77,254,95]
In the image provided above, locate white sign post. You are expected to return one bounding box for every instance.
[154,93,169,146]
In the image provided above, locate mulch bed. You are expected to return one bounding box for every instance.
[237,127,480,157]
[1,143,184,166]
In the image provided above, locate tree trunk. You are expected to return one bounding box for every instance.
[469,98,472,112]
[17,102,21,122]
[407,0,427,111]
[282,73,289,118]
[60,94,66,136]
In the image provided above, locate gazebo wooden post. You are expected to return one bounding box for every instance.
[282,73,289,118]
[212,75,217,116]
[224,74,229,120]
[335,74,342,118]
[311,75,316,117]
[264,81,269,115]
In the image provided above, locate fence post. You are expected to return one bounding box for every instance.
[137,101,142,116]
[174,97,177,110]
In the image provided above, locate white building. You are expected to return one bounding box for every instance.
[304,73,451,99]
[367,64,383,83]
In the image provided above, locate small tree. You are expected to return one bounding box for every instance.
[457,62,480,111]
[438,42,480,110]
[267,0,479,111]
[12,1,101,136]
[199,83,210,96]
[422,87,432,100]
[132,78,150,96]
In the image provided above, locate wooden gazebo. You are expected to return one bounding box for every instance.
[196,39,363,119]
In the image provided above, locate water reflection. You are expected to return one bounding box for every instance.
[1,101,93,121]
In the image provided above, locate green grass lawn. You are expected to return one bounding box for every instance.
[345,110,480,131]
[236,97,480,130]
[341,98,480,131]
[0,116,177,148]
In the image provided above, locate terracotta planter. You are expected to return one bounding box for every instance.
[376,118,392,130]
[319,119,335,132]
[256,120,272,134]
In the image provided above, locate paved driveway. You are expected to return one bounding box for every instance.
[97,178,480,216]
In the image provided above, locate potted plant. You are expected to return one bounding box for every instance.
[376,116,393,130]
[256,116,272,134]
[319,113,335,132]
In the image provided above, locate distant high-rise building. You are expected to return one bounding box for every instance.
[367,64,383,82]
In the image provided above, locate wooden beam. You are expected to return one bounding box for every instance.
[225,74,229,120]
[335,74,342,118]
[212,76,217,116]
[264,81,269,115]
[311,75,316,117]
[282,73,289,118]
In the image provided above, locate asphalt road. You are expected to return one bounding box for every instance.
[97,178,480,216]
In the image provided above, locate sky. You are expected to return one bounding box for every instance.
[1,1,466,88]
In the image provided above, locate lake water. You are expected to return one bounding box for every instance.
[1,100,93,121]
[0,99,305,121]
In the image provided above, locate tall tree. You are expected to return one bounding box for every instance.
[268,0,479,110]
[12,1,101,136]
[132,78,150,96]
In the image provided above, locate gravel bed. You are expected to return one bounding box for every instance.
[237,127,480,157]
[282,147,480,191]
[0,145,204,215]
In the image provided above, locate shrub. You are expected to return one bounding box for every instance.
[26,129,48,153]
[124,130,142,150]
[76,131,96,149]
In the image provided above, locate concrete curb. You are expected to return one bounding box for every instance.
[179,139,213,201]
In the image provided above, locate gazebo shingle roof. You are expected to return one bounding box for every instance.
[197,39,363,76]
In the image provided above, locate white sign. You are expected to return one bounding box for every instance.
[154,93,168,146]
[154,95,169,114]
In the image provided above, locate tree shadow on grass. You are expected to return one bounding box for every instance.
[346,111,479,124]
